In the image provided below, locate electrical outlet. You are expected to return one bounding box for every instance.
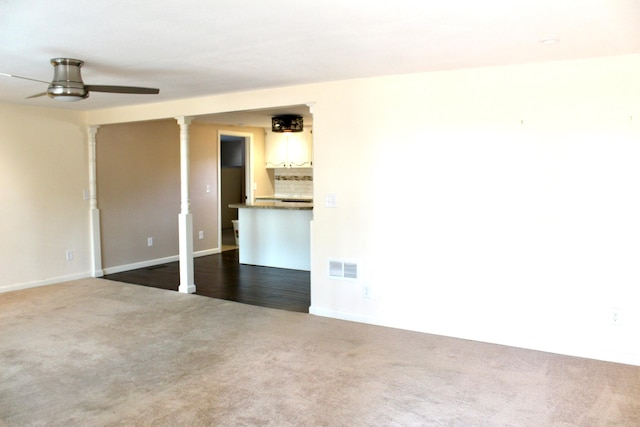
[363,285,372,299]
[362,285,380,301]
[198,230,204,240]
[65,250,74,261]
[147,237,153,247]
[611,308,623,326]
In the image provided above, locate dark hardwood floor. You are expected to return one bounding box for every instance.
[102,249,311,313]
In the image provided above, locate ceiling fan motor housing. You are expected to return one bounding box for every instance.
[47,58,88,100]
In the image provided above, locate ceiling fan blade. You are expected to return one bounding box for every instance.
[0,72,50,85]
[26,92,47,99]
[85,85,159,95]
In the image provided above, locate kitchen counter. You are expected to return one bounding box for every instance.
[229,201,313,210]
[229,202,312,270]
[255,195,313,203]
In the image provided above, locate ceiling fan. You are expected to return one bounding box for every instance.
[0,58,160,102]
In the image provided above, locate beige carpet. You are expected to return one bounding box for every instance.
[1,279,639,426]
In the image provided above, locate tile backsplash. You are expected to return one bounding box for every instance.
[274,168,313,198]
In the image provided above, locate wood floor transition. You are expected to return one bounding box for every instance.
[102,249,311,313]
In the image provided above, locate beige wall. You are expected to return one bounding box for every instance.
[96,120,181,268]
[96,119,267,270]
[0,104,88,290]
[188,122,219,254]
[3,54,640,365]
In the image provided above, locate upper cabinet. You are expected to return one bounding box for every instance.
[265,128,313,168]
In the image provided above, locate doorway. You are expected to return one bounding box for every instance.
[218,131,253,251]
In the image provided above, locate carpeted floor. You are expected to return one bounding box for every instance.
[1,279,639,426]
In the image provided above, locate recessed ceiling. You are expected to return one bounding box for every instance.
[1,0,639,112]
[196,105,312,129]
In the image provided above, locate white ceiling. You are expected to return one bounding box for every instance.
[1,0,639,121]
[196,105,313,129]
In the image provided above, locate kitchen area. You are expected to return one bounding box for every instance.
[229,113,314,271]
[96,106,314,313]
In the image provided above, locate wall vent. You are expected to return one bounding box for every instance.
[343,262,358,279]
[329,260,343,278]
[328,259,358,280]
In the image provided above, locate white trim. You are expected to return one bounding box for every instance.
[87,125,103,277]
[309,307,640,367]
[217,130,254,251]
[217,129,254,202]
[0,272,92,294]
[89,208,103,277]
[195,248,221,257]
[103,255,180,275]
[101,248,222,275]
[309,305,389,327]
[178,212,196,293]
[176,116,196,294]
[0,249,223,293]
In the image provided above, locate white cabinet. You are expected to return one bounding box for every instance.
[265,129,312,168]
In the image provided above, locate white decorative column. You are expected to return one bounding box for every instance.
[88,125,104,277]
[176,116,196,293]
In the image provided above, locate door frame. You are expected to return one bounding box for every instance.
[217,129,254,250]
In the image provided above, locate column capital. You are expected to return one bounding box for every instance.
[175,116,193,126]
[88,125,100,138]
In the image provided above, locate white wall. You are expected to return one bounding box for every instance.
[309,55,640,365]
[0,104,90,291]
[4,54,638,365]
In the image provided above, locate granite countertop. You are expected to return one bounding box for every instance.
[254,195,313,203]
[229,201,313,210]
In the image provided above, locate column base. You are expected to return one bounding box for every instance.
[178,212,196,294]
[178,283,196,294]
[89,208,104,278]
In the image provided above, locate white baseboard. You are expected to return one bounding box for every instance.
[309,305,390,328]
[195,248,220,257]
[309,306,640,367]
[102,255,179,275]
[0,249,223,294]
[102,248,222,275]
[0,272,92,294]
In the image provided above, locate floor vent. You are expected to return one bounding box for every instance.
[328,259,358,280]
